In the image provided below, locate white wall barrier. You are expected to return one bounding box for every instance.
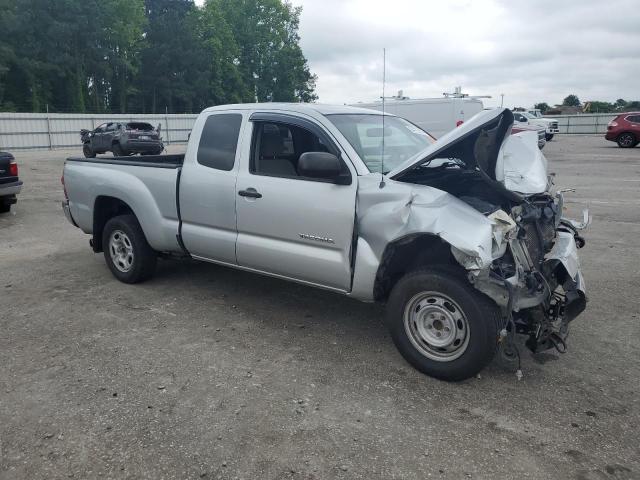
[0,111,620,151]
[0,112,198,150]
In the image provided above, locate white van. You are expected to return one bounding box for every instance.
[352,89,486,138]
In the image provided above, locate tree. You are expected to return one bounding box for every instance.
[562,94,581,107]
[585,101,614,113]
[533,102,550,114]
[211,0,318,103]
[615,98,627,109]
[0,0,316,112]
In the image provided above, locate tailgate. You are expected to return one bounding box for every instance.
[0,152,18,185]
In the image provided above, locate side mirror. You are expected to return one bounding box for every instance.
[298,152,343,182]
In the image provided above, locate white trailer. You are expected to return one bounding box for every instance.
[352,88,486,138]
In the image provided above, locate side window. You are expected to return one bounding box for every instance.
[197,113,243,171]
[95,123,107,132]
[105,123,117,132]
[251,121,340,180]
[627,115,640,124]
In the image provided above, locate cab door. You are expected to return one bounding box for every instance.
[179,111,246,264]
[235,113,357,292]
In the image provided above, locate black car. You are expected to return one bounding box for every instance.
[81,122,164,157]
[0,152,22,213]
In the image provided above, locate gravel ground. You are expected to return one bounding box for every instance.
[0,137,639,480]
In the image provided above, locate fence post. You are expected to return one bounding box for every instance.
[567,115,571,134]
[165,106,170,145]
[46,104,53,150]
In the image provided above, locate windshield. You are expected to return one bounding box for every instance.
[326,114,435,173]
[522,112,537,120]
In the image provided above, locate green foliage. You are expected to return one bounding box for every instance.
[562,94,581,107]
[533,102,550,114]
[0,0,316,113]
[585,101,615,113]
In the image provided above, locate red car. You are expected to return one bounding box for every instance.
[605,112,640,148]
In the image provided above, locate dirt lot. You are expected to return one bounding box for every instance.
[1,137,639,480]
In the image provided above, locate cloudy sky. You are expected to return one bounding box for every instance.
[199,0,640,108]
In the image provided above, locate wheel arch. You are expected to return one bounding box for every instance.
[373,233,465,302]
[92,196,135,252]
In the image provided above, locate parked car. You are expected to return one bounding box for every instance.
[511,124,546,149]
[80,122,163,157]
[513,111,559,141]
[0,151,22,213]
[62,105,588,381]
[605,112,640,148]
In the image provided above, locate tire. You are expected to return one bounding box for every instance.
[545,133,554,141]
[385,268,501,381]
[0,203,10,213]
[617,133,636,148]
[83,143,96,158]
[112,143,126,156]
[102,214,157,283]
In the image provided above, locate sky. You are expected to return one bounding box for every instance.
[196,0,640,108]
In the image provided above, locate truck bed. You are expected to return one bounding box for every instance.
[66,154,184,169]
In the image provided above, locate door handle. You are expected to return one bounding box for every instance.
[238,188,262,199]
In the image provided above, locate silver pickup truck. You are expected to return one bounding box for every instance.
[62,104,588,381]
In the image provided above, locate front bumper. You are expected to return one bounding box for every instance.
[62,200,79,227]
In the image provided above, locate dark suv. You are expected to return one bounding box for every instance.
[605,113,640,148]
[81,122,164,157]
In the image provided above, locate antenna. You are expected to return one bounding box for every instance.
[379,48,386,189]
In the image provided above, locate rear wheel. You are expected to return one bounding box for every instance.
[545,133,554,141]
[617,132,636,148]
[386,269,501,381]
[83,143,96,158]
[0,203,10,213]
[102,214,157,283]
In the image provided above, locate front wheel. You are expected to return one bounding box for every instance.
[617,133,636,148]
[545,133,554,141]
[83,143,96,158]
[102,214,157,283]
[386,269,501,381]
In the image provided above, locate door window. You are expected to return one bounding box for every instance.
[105,123,118,132]
[251,121,340,180]
[197,113,243,171]
[95,123,107,132]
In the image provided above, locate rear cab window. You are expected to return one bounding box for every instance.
[197,114,243,171]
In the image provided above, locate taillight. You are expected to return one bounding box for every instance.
[61,174,68,200]
[9,161,18,176]
[608,121,618,127]
[456,120,464,127]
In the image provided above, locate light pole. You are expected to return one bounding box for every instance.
[500,93,504,108]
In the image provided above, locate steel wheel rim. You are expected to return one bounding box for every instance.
[403,291,470,362]
[109,230,134,273]
[619,134,634,147]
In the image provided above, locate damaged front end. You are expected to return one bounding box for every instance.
[466,193,588,354]
[385,108,589,356]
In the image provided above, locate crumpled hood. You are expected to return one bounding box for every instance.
[388,108,513,180]
[388,108,549,197]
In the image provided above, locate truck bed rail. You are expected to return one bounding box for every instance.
[66,154,185,169]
